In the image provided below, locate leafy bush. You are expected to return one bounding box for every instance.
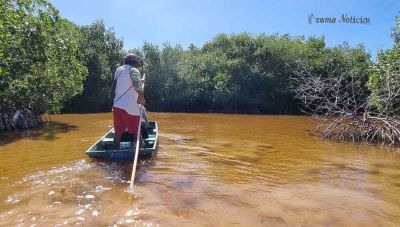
[0,0,86,114]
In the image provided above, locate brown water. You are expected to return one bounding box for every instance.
[1,113,400,226]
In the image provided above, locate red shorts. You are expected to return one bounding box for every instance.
[112,107,140,135]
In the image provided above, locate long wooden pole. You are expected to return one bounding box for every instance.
[130,73,146,188]
[129,107,142,188]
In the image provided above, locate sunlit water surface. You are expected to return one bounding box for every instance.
[1,113,400,226]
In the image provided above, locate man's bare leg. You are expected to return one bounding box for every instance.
[132,133,138,146]
[131,133,143,148]
[114,132,122,150]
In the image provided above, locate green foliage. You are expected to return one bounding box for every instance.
[371,13,400,114]
[392,15,400,44]
[0,0,86,114]
[136,33,370,114]
[64,20,124,112]
[0,0,375,116]
[368,13,400,115]
[367,45,400,115]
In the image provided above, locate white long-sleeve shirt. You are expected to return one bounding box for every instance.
[113,65,142,116]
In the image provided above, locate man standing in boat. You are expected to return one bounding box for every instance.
[112,53,145,149]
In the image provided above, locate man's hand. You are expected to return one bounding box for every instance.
[138,96,146,105]
[137,91,145,105]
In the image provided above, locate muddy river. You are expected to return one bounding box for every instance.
[1,113,400,226]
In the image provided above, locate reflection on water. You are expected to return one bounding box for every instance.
[1,113,400,226]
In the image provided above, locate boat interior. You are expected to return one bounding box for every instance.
[90,122,158,152]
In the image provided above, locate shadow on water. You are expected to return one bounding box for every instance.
[0,121,78,145]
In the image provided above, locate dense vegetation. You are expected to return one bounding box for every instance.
[0,0,87,129]
[63,20,124,113]
[1,0,400,143]
[135,35,370,114]
[288,15,400,144]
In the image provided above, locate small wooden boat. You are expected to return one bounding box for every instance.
[86,121,158,160]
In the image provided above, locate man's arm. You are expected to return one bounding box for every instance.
[137,91,145,105]
[130,68,145,105]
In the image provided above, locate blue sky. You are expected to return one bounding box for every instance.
[49,0,399,60]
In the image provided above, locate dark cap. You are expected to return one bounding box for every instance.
[124,53,140,65]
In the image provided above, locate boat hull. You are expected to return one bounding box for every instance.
[85,121,158,160]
